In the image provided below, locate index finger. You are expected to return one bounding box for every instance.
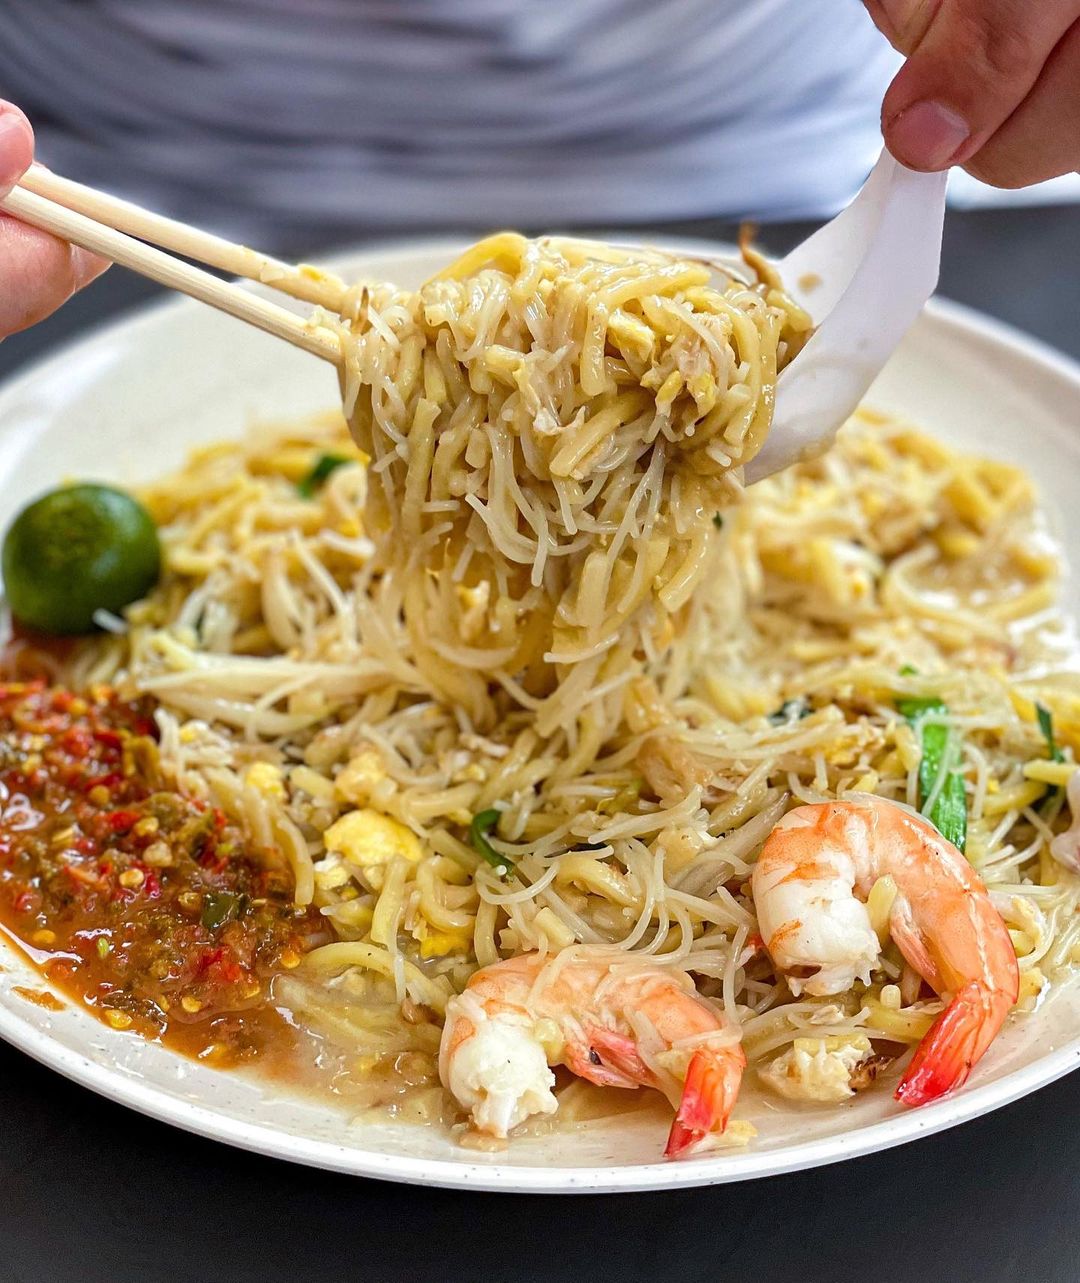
[0,101,34,196]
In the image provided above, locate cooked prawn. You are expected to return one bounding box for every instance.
[438,949,745,1158]
[751,795,1018,1107]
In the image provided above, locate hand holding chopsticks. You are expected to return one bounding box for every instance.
[1,165,346,364]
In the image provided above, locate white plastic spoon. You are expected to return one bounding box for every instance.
[743,151,948,483]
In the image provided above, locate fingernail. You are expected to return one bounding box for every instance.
[888,100,969,170]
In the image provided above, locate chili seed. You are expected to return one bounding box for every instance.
[178,891,202,913]
[105,1010,133,1030]
[118,869,145,890]
[31,928,57,947]
[88,785,111,806]
[181,996,203,1014]
[132,816,159,838]
[279,949,302,969]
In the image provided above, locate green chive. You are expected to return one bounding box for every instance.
[1035,701,1066,805]
[1036,702,1065,764]
[469,808,513,876]
[768,698,812,725]
[897,693,967,853]
[297,453,352,499]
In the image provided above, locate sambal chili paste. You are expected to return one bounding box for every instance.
[0,680,323,1064]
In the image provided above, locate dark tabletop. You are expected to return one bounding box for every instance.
[1,207,1079,1283]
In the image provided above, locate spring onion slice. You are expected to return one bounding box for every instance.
[897,693,967,853]
[1036,702,1065,764]
[297,453,352,498]
[469,808,514,876]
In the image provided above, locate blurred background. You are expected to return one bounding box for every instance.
[1,0,902,248]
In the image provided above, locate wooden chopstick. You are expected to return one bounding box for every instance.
[0,185,343,365]
[19,165,350,312]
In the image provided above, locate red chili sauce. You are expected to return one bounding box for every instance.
[0,681,324,1066]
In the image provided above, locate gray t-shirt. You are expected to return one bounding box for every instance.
[0,0,899,251]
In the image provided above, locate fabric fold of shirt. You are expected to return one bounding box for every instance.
[0,0,898,250]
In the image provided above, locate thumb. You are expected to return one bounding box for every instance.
[876,0,1080,170]
[0,101,34,196]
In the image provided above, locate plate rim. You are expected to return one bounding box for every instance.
[1,239,1080,1192]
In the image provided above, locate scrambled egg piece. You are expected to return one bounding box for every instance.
[323,809,423,888]
[418,928,473,959]
[759,1035,873,1103]
[313,852,355,892]
[335,748,387,806]
[244,761,286,800]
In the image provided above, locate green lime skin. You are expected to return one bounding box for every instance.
[2,484,161,635]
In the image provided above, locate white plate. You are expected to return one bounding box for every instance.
[1,241,1079,1193]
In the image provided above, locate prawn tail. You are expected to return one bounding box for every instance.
[895,981,1012,1108]
[664,1045,744,1159]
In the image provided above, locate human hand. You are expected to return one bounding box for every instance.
[0,100,108,339]
[863,1,1080,187]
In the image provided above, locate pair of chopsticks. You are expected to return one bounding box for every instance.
[0,166,345,364]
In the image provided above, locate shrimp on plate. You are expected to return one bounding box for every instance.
[752,794,1019,1106]
[439,949,745,1157]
